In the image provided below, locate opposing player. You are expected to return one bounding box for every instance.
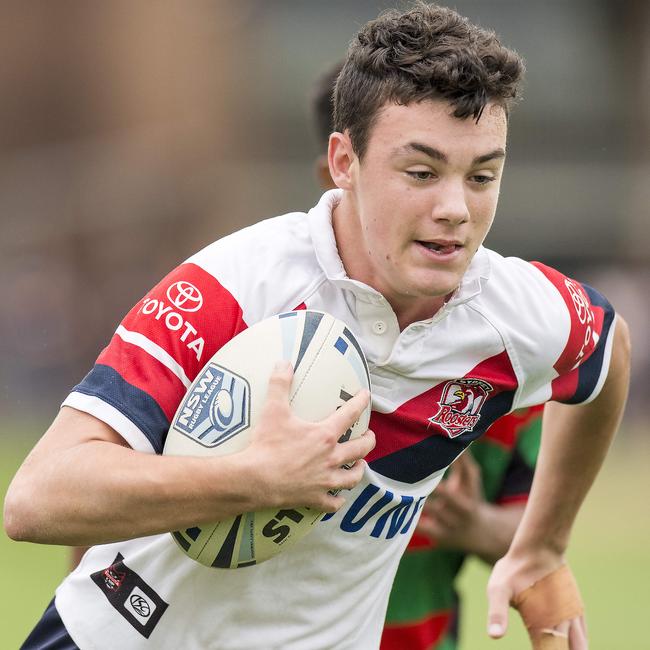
[312,60,544,649]
[5,4,629,649]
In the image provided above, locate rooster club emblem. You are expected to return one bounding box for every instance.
[429,379,493,438]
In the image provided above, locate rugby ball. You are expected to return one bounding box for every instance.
[163,310,371,568]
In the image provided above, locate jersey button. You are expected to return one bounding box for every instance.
[372,320,387,335]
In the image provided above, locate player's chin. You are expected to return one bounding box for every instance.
[410,269,464,299]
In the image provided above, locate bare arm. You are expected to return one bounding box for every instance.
[487,316,631,645]
[3,363,375,546]
[416,452,526,564]
[458,502,524,565]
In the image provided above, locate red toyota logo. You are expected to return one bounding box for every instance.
[166,281,203,312]
[565,279,591,325]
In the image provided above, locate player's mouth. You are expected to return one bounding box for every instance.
[415,239,464,259]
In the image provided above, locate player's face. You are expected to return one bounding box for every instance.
[333,99,507,318]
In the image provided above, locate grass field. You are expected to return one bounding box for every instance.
[1,425,648,649]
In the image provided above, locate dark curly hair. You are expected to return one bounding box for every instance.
[334,2,525,158]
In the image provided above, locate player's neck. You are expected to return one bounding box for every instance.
[391,295,447,330]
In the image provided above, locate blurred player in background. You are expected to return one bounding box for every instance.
[313,60,544,650]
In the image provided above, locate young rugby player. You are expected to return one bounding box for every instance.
[312,60,544,649]
[6,4,629,649]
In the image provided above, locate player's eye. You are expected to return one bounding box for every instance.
[406,170,435,182]
[470,174,496,185]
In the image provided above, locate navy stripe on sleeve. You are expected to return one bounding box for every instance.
[72,364,170,453]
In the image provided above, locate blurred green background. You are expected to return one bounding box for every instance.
[2,425,648,649]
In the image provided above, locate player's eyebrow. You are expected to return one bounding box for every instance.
[394,142,448,162]
[473,149,506,165]
[394,142,506,165]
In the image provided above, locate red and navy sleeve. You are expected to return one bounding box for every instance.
[68,262,247,453]
[531,262,616,404]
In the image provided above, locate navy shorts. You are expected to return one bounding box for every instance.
[21,598,80,650]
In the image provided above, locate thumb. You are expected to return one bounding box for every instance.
[455,452,481,487]
[459,449,480,480]
[445,456,464,491]
[487,580,510,639]
[455,454,473,484]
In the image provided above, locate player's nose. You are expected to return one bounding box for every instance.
[431,179,469,225]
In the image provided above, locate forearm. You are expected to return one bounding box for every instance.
[5,438,261,546]
[509,317,630,559]
[463,502,525,564]
[4,378,375,547]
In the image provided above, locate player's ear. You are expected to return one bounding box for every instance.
[328,131,356,190]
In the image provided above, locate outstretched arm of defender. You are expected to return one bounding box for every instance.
[3,363,375,547]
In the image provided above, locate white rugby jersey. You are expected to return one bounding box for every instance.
[56,190,616,649]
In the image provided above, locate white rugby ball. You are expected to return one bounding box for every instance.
[163,310,371,569]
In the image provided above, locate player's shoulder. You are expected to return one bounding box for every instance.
[185,210,325,317]
[477,248,614,380]
[482,248,563,292]
[480,249,612,320]
[189,211,317,278]
[478,249,588,327]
